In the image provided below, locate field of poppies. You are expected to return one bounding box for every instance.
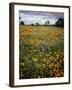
[19,25,64,79]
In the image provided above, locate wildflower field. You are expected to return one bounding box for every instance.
[19,25,64,79]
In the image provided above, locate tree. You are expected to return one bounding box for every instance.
[36,23,39,25]
[55,18,64,27]
[30,23,35,26]
[20,21,24,25]
[45,20,50,25]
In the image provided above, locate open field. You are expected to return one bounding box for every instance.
[19,25,64,79]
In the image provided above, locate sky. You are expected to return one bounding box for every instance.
[19,10,64,25]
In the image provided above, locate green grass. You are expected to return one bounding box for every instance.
[19,25,64,79]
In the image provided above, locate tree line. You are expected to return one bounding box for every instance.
[20,18,64,27]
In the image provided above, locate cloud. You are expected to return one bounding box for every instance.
[19,10,64,25]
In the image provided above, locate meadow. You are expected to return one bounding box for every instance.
[19,25,64,79]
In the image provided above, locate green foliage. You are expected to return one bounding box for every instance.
[55,18,64,27]
[20,21,24,25]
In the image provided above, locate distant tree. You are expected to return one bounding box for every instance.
[45,20,50,25]
[20,21,24,25]
[55,18,64,27]
[36,23,40,25]
[31,23,35,26]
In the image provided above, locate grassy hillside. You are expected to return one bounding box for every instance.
[19,25,64,79]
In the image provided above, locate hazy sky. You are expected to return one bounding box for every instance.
[19,10,64,25]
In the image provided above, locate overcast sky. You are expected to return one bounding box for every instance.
[19,10,64,25]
